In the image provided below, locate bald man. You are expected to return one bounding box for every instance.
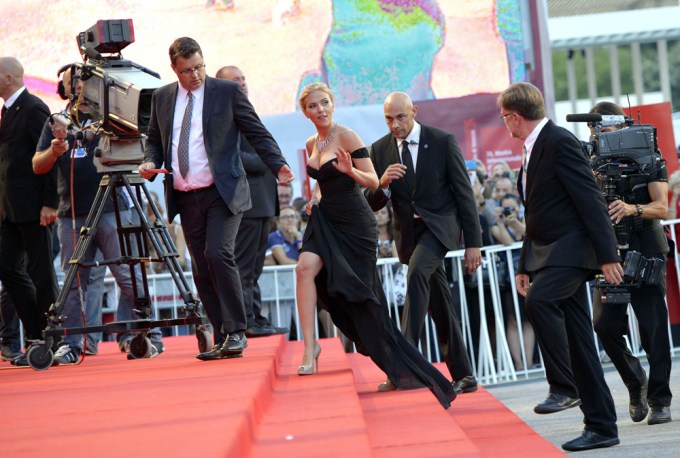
[365,92,482,393]
[214,65,288,344]
[0,57,58,365]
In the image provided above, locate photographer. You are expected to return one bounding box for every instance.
[589,102,672,425]
[32,65,163,363]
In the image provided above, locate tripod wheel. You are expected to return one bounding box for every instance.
[129,334,152,359]
[197,329,212,353]
[27,345,54,371]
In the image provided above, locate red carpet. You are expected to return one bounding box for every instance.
[0,336,561,457]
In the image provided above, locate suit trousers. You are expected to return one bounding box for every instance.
[235,217,271,328]
[0,220,58,340]
[526,266,617,437]
[176,187,245,343]
[593,269,672,408]
[401,219,472,380]
[0,286,21,349]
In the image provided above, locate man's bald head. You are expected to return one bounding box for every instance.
[215,65,248,96]
[383,91,417,140]
[0,57,25,99]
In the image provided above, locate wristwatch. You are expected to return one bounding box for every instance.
[636,204,643,217]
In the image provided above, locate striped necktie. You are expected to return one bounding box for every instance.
[178,92,193,179]
[521,145,528,197]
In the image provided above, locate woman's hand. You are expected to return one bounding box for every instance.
[333,146,353,175]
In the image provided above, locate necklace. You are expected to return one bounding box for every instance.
[316,123,337,152]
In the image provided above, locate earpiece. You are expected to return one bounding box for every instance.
[56,64,73,100]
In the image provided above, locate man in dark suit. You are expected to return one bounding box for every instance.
[365,92,482,394]
[215,65,287,337]
[139,38,294,360]
[0,57,59,364]
[498,82,623,452]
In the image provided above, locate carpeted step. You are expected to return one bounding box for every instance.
[248,338,373,457]
[348,353,563,457]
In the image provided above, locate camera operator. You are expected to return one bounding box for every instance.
[589,101,672,425]
[32,65,163,363]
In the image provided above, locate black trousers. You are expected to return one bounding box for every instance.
[0,220,58,340]
[526,266,617,437]
[593,261,672,407]
[176,188,245,344]
[234,216,271,328]
[401,219,472,380]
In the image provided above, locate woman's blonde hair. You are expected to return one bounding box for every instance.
[298,82,334,111]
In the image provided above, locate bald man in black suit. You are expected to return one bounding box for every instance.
[0,57,59,364]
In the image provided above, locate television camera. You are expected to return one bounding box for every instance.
[567,112,664,304]
[61,19,164,172]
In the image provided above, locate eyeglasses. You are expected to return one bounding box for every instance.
[177,64,206,76]
[279,214,297,220]
[499,113,513,120]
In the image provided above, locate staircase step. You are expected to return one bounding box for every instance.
[249,338,372,457]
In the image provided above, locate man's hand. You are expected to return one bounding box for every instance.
[516,273,530,297]
[464,247,482,274]
[39,206,57,227]
[50,138,69,159]
[601,262,624,285]
[608,198,634,224]
[379,163,406,188]
[277,165,295,185]
[138,162,158,180]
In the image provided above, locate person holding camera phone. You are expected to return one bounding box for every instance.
[589,101,673,426]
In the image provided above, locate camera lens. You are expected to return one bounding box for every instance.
[502,206,513,217]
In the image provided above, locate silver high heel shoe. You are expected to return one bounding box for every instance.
[297,342,321,375]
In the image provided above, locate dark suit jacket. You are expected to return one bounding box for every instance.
[0,89,57,223]
[365,124,481,264]
[143,77,288,222]
[239,134,278,219]
[518,120,619,274]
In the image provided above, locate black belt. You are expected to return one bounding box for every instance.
[181,184,215,194]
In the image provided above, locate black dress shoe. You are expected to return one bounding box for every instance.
[196,344,242,361]
[647,405,672,425]
[245,325,273,338]
[245,324,290,338]
[534,393,582,414]
[562,430,619,452]
[269,325,289,335]
[10,353,29,367]
[377,380,397,392]
[453,375,478,394]
[221,332,247,355]
[629,375,649,422]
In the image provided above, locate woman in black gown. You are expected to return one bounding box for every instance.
[295,83,456,409]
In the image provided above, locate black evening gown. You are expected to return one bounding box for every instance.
[301,148,456,409]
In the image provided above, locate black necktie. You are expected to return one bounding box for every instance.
[401,140,415,189]
[0,105,7,127]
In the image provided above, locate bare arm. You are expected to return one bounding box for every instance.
[608,181,668,222]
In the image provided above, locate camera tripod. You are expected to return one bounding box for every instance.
[24,171,212,370]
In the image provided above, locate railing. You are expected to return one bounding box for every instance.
[99,220,680,386]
